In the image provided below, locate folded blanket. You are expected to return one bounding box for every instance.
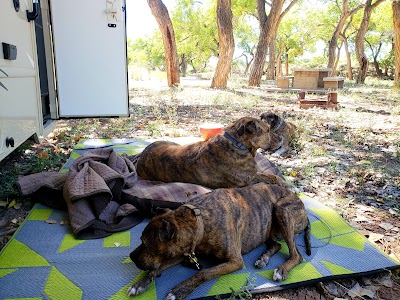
[17,148,282,239]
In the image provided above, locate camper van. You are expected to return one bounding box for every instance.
[0,0,129,162]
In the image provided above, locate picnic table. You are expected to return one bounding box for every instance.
[292,68,332,90]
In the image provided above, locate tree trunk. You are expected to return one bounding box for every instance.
[285,53,289,75]
[332,43,342,76]
[340,34,353,80]
[393,0,400,88]
[211,0,234,88]
[373,57,383,78]
[275,41,284,77]
[266,31,277,80]
[244,56,253,76]
[327,0,364,72]
[327,0,349,70]
[355,0,385,83]
[248,0,284,86]
[148,0,180,87]
[180,54,187,77]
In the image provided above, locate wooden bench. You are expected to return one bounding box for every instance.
[277,75,294,88]
[323,77,345,89]
[298,91,338,110]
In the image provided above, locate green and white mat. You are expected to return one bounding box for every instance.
[0,139,399,299]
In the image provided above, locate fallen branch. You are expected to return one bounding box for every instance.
[0,228,17,237]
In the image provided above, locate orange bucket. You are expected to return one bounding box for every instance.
[199,123,224,140]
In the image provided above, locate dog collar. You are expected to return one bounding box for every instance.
[273,118,284,132]
[222,132,248,151]
[182,204,204,270]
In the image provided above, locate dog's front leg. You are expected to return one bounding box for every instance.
[166,258,244,300]
[128,257,184,296]
[272,207,303,281]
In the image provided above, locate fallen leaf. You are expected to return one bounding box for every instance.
[114,242,121,247]
[347,282,375,298]
[377,277,393,288]
[358,230,371,237]
[60,220,70,225]
[11,218,18,224]
[356,160,371,165]
[353,215,370,222]
[38,151,49,159]
[0,200,8,207]
[368,232,384,242]
[46,219,58,224]
[13,203,21,210]
[7,200,16,209]
[379,222,394,231]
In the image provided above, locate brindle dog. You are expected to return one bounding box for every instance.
[136,117,285,189]
[260,112,298,156]
[128,183,311,300]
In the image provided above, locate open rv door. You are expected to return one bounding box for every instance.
[50,0,129,117]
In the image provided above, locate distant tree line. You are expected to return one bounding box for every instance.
[128,0,400,89]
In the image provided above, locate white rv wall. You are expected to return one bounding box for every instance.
[0,0,42,161]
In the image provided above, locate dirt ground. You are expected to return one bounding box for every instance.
[0,77,399,299]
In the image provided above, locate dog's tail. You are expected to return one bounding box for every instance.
[304,219,312,256]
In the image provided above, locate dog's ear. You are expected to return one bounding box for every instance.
[260,112,278,128]
[245,120,257,134]
[237,125,245,136]
[158,219,176,241]
[238,120,257,136]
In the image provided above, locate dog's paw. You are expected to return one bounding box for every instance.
[127,286,142,296]
[165,292,176,300]
[254,256,269,269]
[272,268,287,281]
[127,282,148,296]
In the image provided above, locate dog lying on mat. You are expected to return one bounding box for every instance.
[128,183,311,300]
[136,116,286,189]
[260,112,297,156]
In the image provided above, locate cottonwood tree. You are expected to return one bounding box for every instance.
[265,0,298,80]
[148,0,180,86]
[363,1,394,78]
[393,0,400,88]
[211,0,235,88]
[326,0,364,74]
[339,27,355,80]
[248,0,298,86]
[354,0,385,83]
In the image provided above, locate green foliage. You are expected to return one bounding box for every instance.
[0,169,19,199]
[234,15,258,58]
[127,34,165,70]
[215,275,256,300]
[231,0,256,17]
[277,8,316,63]
[172,0,218,73]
